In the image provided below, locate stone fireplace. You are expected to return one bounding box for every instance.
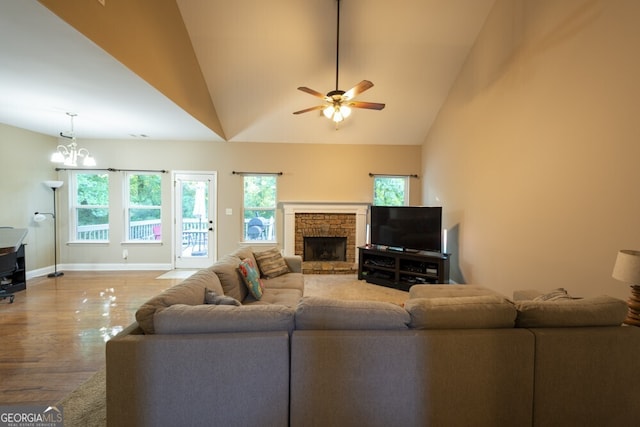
[304,236,347,261]
[283,203,368,274]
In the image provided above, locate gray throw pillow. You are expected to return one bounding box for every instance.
[205,288,241,306]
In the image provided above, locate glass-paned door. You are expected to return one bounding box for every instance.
[174,172,217,268]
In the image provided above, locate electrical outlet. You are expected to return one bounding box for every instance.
[122,249,128,259]
[226,208,233,215]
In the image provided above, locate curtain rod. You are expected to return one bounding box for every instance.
[55,167,168,173]
[369,173,419,178]
[232,171,283,176]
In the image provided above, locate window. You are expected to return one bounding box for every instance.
[71,172,110,241]
[125,173,162,241]
[243,175,277,241]
[373,176,409,206]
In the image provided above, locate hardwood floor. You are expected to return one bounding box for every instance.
[0,271,181,405]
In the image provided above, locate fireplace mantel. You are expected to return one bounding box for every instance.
[282,203,369,260]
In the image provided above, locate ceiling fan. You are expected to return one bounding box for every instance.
[293,0,385,124]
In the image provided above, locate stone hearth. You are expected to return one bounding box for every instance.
[282,203,368,274]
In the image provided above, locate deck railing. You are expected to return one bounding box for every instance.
[76,218,275,243]
[77,219,207,245]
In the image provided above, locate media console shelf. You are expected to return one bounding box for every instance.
[358,245,450,291]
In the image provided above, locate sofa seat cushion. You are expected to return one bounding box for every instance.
[405,295,517,329]
[263,272,305,292]
[243,288,303,306]
[514,296,627,327]
[153,304,295,334]
[295,297,410,330]
[136,268,224,334]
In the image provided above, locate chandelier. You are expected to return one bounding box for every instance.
[51,112,96,167]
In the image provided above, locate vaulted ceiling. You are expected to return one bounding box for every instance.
[0,0,494,145]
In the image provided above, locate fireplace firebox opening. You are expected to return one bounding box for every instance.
[303,237,347,262]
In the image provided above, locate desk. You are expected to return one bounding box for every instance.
[0,228,27,292]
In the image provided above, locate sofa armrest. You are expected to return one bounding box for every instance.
[284,255,302,273]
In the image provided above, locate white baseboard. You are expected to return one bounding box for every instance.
[27,263,172,279]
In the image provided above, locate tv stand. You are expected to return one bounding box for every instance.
[358,246,450,291]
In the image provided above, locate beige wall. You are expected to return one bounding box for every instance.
[0,124,421,274]
[0,124,61,275]
[423,0,640,299]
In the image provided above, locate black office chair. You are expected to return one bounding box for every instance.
[0,252,17,303]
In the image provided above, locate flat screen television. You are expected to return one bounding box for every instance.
[370,206,442,253]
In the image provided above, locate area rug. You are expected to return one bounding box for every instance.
[304,274,409,306]
[60,274,408,425]
[56,369,106,427]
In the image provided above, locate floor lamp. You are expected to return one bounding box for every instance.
[34,180,64,278]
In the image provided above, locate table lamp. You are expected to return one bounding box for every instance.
[612,249,640,326]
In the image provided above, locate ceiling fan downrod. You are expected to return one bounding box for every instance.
[335,0,341,92]
[293,0,385,122]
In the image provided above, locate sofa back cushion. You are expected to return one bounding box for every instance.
[211,254,247,302]
[136,268,224,334]
[405,295,517,329]
[406,284,516,329]
[295,297,410,330]
[153,304,295,334]
[514,296,627,327]
[231,246,258,267]
[409,284,500,299]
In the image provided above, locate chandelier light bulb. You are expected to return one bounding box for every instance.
[83,154,96,167]
[51,113,96,167]
[51,151,65,163]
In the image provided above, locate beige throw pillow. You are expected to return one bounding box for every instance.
[254,247,290,278]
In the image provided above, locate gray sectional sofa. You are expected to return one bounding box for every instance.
[106,248,640,427]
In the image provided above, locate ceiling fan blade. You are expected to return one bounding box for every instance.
[293,105,325,115]
[348,101,386,110]
[343,80,374,100]
[297,87,327,99]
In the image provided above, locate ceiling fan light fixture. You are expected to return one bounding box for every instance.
[323,104,351,123]
[323,105,334,120]
[293,0,385,124]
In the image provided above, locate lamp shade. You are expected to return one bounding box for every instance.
[44,180,64,189]
[33,213,47,223]
[612,249,640,284]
